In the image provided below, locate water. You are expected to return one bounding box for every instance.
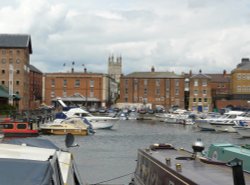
[42,120,250,185]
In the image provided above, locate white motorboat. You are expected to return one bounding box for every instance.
[235,126,250,137]
[209,111,250,132]
[164,112,193,125]
[64,108,118,129]
[0,134,83,185]
[56,98,118,129]
[195,112,221,131]
[234,121,250,137]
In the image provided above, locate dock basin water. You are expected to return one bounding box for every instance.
[41,119,250,185]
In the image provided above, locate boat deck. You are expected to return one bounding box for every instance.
[135,145,250,185]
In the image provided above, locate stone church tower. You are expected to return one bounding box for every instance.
[108,55,122,83]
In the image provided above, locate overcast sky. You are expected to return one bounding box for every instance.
[1,0,250,75]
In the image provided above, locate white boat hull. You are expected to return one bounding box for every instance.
[210,122,236,132]
[195,119,215,131]
[235,126,250,137]
[86,117,118,129]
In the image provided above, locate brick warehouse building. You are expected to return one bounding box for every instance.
[188,70,212,112]
[0,34,32,110]
[119,67,185,109]
[29,65,43,109]
[43,71,118,108]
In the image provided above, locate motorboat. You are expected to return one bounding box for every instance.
[0,134,83,185]
[195,112,221,131]
[209,111,250,132]
[130,141,250,185]
[234,121,250,137]
[56,98,118,129]
[40,117,90,135]
[0,118,39,137]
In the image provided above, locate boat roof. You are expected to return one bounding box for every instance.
[225,111,245,115]
[137,144,250,185]
[0,142,57,185]
[0,143,56,161]
[0,137,77,185]
[3,137,60,150]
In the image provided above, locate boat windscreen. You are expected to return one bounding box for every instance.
[0,158,54,185]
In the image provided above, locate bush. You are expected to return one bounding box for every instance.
[0,104,16,115]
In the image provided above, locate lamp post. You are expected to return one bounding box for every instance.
[9,64,13,106]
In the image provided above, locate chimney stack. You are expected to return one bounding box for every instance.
[189,70,192,76]
[151,66,155,72]
[223,70,226,76]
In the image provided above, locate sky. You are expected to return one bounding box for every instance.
[1,0,250,75]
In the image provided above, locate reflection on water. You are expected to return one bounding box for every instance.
[41,120,250,184]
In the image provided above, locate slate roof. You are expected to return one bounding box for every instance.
[190,73,211,79]
[125,71,183,78]
[206,74,231,83]
[232,60,250,71]
[0,34,32,53]
[29,65,43,74]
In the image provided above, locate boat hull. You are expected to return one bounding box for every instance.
[41,128,88,136]
[195,119,215,131]
[88,120,115,129]
[235,126,250,137]
[3,132,39,137]
[210,122,236,132]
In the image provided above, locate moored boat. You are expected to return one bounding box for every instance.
[56,97,118,129]
[130,141,250,185]
[0,118,39,137]
[40,117,90,135]
[234,126,250,138]
[204,143,250,172]
[0,134,83,185]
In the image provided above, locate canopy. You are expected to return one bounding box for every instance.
[0,158,53,185]
[0,86,9,98]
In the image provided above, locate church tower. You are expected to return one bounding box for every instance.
[108,55,122,83]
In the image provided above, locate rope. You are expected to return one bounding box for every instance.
[90,171,134,185]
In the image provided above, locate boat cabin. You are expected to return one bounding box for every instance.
[0,119,39,137]
[0,137,83,185]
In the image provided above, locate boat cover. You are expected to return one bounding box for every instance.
[0,158,53,185]
[3,137,60,150]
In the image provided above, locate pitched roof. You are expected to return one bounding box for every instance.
[125,71,183,78]
[190,73,211,79]
[206,74,231,83]
[0,34,32,53]
[29,65,43,74]
[233,62,250,71]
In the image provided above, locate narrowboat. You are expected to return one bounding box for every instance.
[0,134,83,185]
[204,143,250,173]
[130,140,250,185]
[0,118,39,137]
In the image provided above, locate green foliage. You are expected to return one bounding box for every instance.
[0,104,16,115]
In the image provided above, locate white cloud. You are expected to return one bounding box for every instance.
[1,0,250,75]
